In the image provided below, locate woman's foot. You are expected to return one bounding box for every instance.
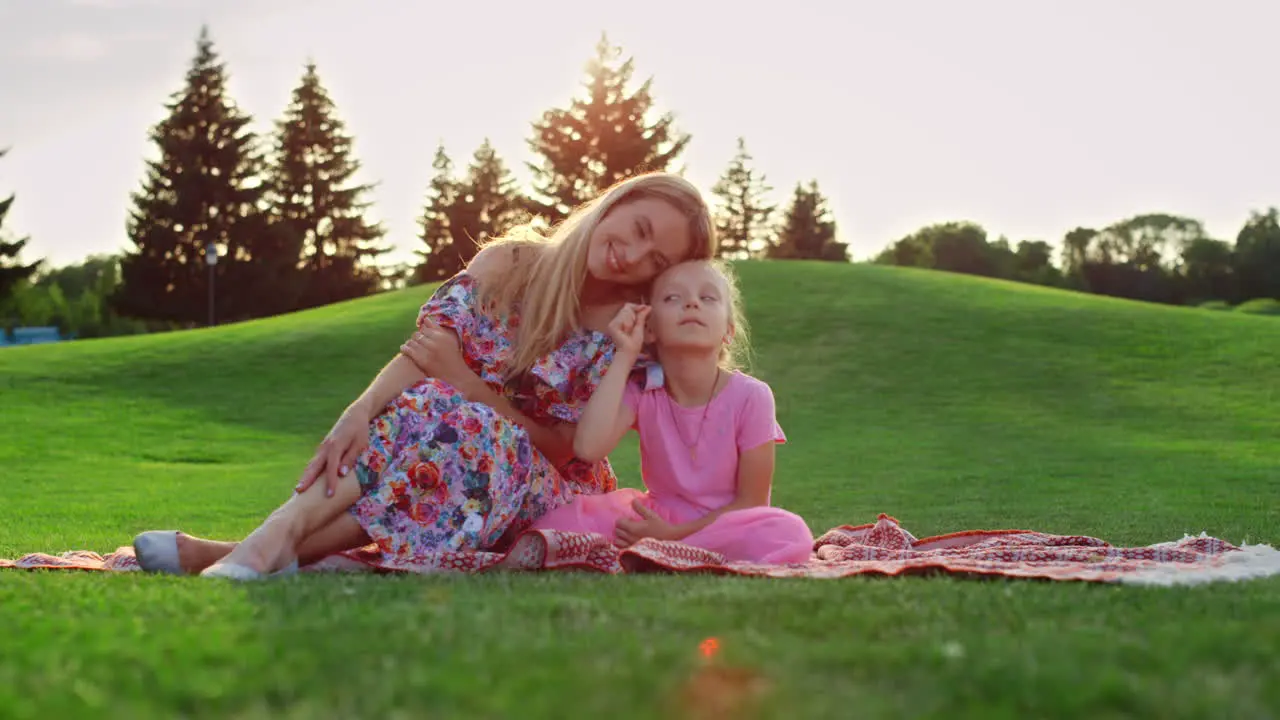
[200,557,300,581]
[203,511,300,577]
[133,531,237,575]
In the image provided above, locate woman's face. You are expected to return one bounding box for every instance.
[586,197,693,287]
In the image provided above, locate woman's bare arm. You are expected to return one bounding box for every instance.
[414,243,577,467]
[296,354,427,495]
[350,242,516,424]
[348,354,426,422]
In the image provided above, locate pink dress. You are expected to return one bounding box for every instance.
[531,369,814,564]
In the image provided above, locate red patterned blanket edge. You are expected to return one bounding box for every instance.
[5,514,1278,586]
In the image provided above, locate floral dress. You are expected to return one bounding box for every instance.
[347,272,619,561]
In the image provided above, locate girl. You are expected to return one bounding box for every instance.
[132,172,717,579]
[530,259,814,565]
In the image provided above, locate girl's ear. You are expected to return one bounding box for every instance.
[644,315,657,344]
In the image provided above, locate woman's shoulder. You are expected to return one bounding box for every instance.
[466,244,516,282]
[422,269,481,310]
[467,242,543,285]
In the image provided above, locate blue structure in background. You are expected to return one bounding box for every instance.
[0,326,67,347]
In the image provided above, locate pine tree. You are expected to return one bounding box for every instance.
[711,137,776,259]
[526,33,690,223]
[416,144,460,283]
[456,140,527,249]
[269,61,388,310]
[769,181,849,262]
[416,140,527,282]
[113,26,277,325]
[0,149,42,301]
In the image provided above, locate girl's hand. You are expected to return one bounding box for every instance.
[614,501,676,547]
[295,406,369,498]
[607,303,650,357]
[401,320,475,391]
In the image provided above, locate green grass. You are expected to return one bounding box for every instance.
[2,261,1278,719]
[1236,297,1280,316]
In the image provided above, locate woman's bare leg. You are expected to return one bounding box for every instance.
[297,512,372,565]
[203,470,363,575]
[167,512,370,573]
[169,535,237,574]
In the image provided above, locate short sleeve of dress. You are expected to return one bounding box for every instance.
[621,377,644,430]
[415,273,477,336]
[527,331,617,424]
[736,378,787,451]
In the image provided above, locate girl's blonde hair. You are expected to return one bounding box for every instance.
[476,172,717,378]
[711,259,752,372]
[648,258,753,372]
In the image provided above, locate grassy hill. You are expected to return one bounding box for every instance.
[2,261,1277,719]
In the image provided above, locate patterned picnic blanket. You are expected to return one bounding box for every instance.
[4,514,1279,586]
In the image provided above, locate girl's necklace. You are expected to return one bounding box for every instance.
[667,367,721,462]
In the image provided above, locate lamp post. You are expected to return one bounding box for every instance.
[205,241,217,327]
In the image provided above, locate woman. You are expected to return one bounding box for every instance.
[133,172,717,579]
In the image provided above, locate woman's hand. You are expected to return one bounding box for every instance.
[607,303,650,357]
[400,319,476,392]
[294,406,370,498]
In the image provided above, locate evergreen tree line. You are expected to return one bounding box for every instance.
[5,29,1277,337]
[414,37,848,282]
[110,29,390,326]
[1,29,850,332]
[0,150,41,312]
[870,212,1280,313]
[0,25,860,329]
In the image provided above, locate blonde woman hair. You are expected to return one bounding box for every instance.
[476,172,717,378]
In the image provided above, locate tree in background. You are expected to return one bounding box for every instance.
[1089,214,1204,271]
[1008,239,1062,287]
[1178,236,1236,304]
[0,149,42,303]
[417,140,527,282]
[769,181,848,261]
[1233,208,1280,303]
[269,61,389,311]
[451,139,527,260]
[416,144,458,283]
[711,137,776,259]
[874,221,1060,286]
[920,222,995,276]
[113,27,278,325]
[875,208,1280,310]
[1060,226,1097,289]
[526,34,690,224]
[1071,213,1207,305]
[3,255,152,337]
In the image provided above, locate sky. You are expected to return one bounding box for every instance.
[2,0,1279,269]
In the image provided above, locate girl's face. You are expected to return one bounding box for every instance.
[647,262,732,353]
[586,197,692,287]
